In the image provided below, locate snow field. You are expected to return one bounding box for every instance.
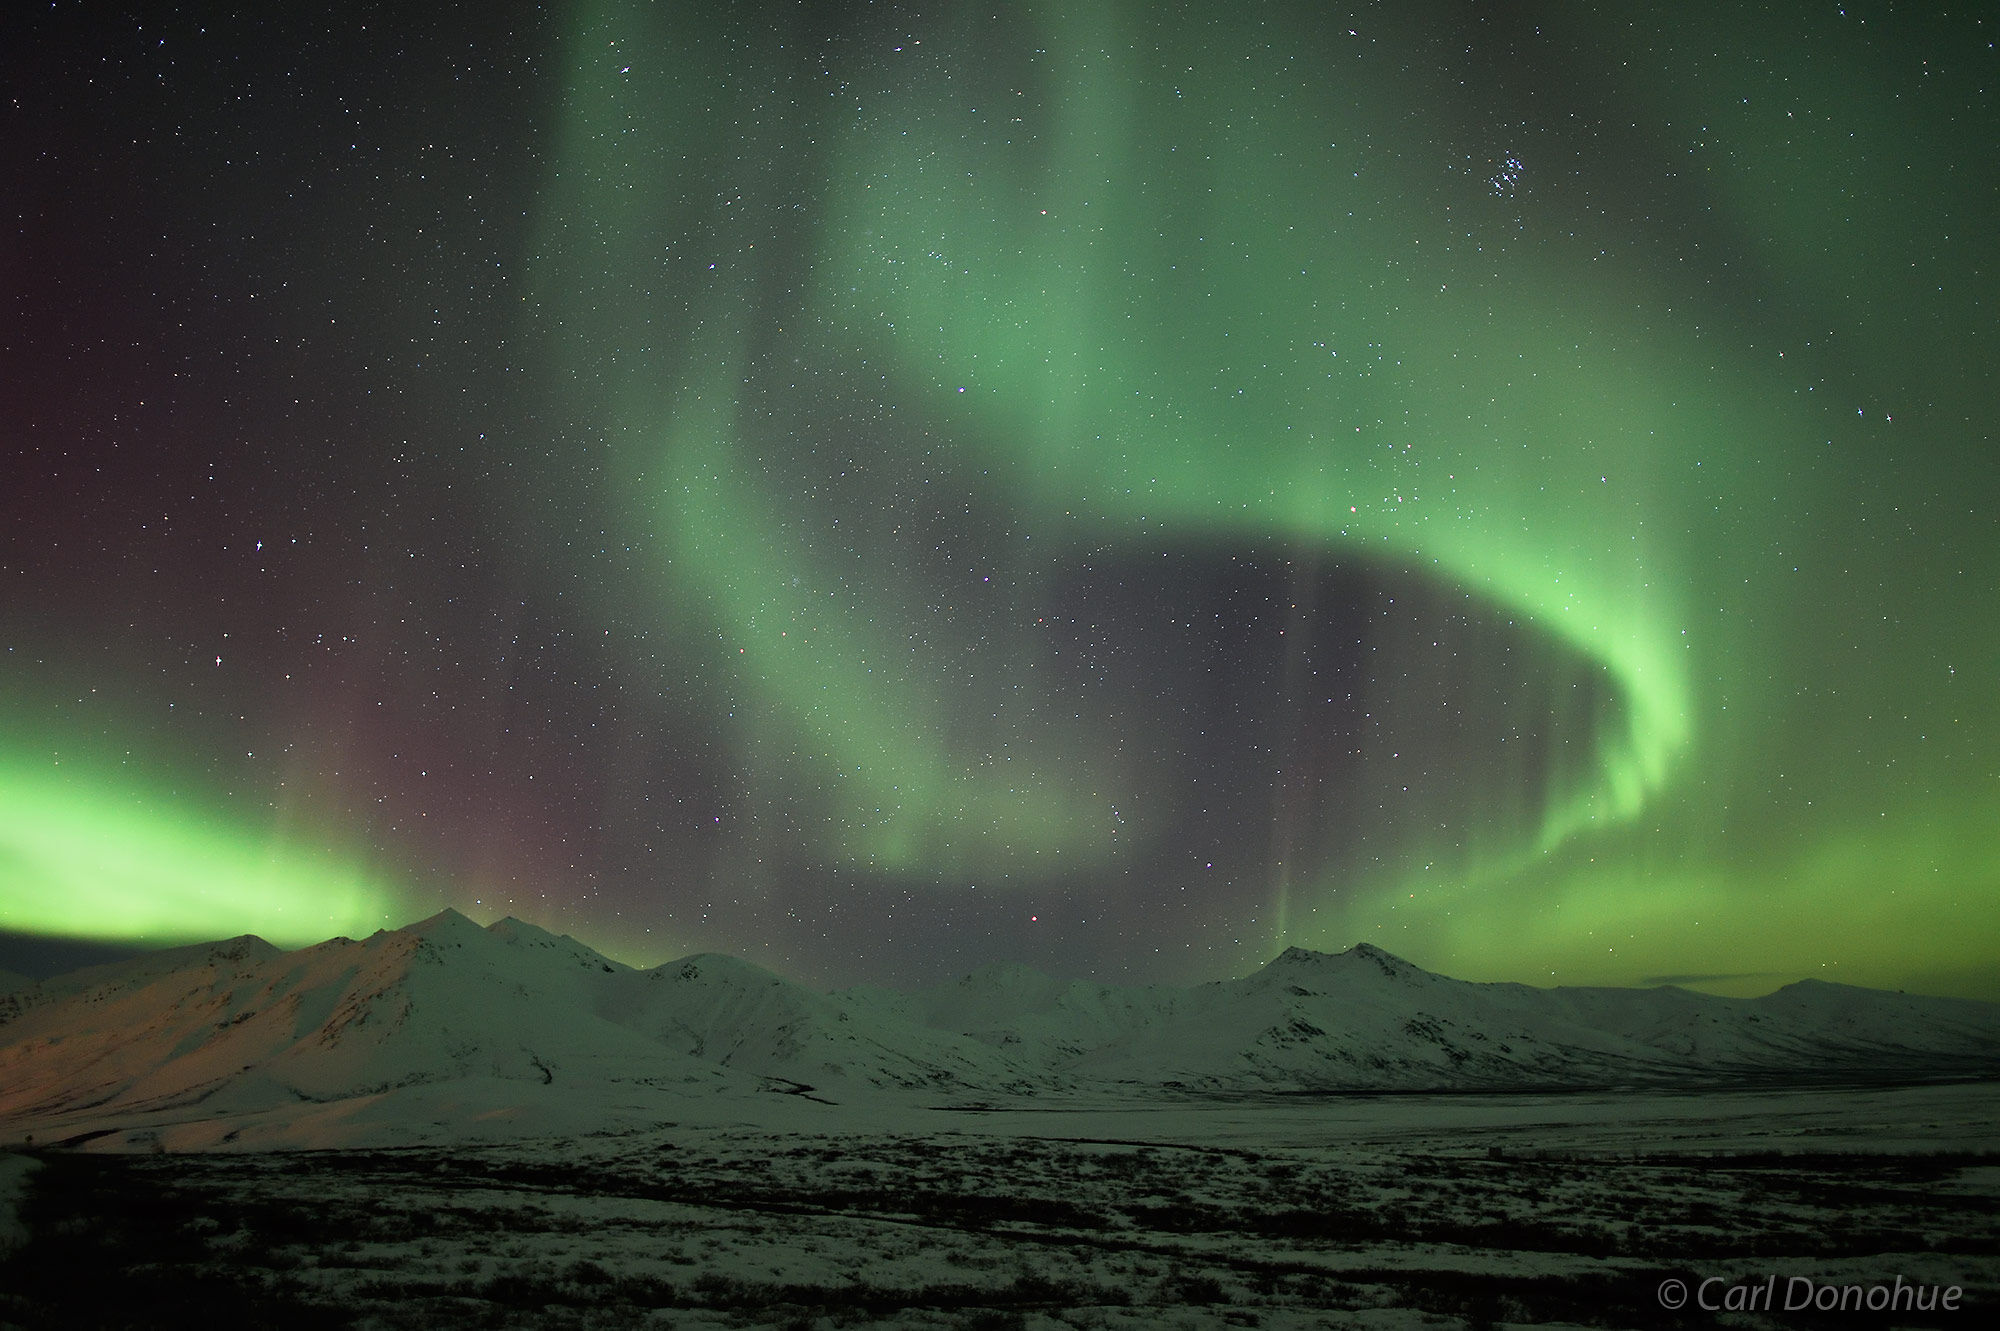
[3,1086,1996,1329]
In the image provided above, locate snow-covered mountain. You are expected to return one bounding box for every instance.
[1,918,1994,1150]
[0,914,741,1143]
[607,949,1056,1097]
[0,911,1056,1148]
[979,944,2000,1091]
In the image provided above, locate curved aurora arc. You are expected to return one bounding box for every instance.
[520,0,1999,991]
[2,0,1992,996]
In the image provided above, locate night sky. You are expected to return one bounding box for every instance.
[4,1,1996,997]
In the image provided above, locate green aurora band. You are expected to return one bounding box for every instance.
[0,760,399,948]
[3,1,1992,996]
[526,0,1998,992]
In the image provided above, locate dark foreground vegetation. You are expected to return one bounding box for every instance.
[3,1129,1995,1329]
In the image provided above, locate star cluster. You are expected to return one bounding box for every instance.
[3,2,1995,996]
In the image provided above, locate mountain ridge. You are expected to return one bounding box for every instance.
[2,916,1994,1150]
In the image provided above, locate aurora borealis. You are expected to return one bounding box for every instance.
[3,2,1995,996]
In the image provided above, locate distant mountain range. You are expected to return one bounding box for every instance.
[2,911,1995,1149]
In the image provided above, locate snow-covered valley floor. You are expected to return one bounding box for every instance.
[3,1081,1995,1329]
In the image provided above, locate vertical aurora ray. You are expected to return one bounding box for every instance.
[639,366,1127,874]
[526,2,1133,882]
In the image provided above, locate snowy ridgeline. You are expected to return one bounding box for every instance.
[1,910,1995,1151]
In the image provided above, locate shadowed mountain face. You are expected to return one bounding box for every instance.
[1,914,1995,1150]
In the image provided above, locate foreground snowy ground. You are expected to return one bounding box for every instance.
[2,1082,1995,1329]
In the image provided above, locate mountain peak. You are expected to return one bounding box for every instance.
[1340,942,1429,983]
[210,934,280,963]
[407,907,480,932]
[1264,942,1421,976]
[656,952,788,987]
[485,915,553,942]
[5,916,1996,1152]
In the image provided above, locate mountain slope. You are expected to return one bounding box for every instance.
[617,954,1056,1097]
[1,923,1994,1150]
[928,945,2000,1091]
[0,913,742,1143]
[0,912,1060,1147]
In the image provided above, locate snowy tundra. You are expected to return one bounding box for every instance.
[1,914,1995,1326]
